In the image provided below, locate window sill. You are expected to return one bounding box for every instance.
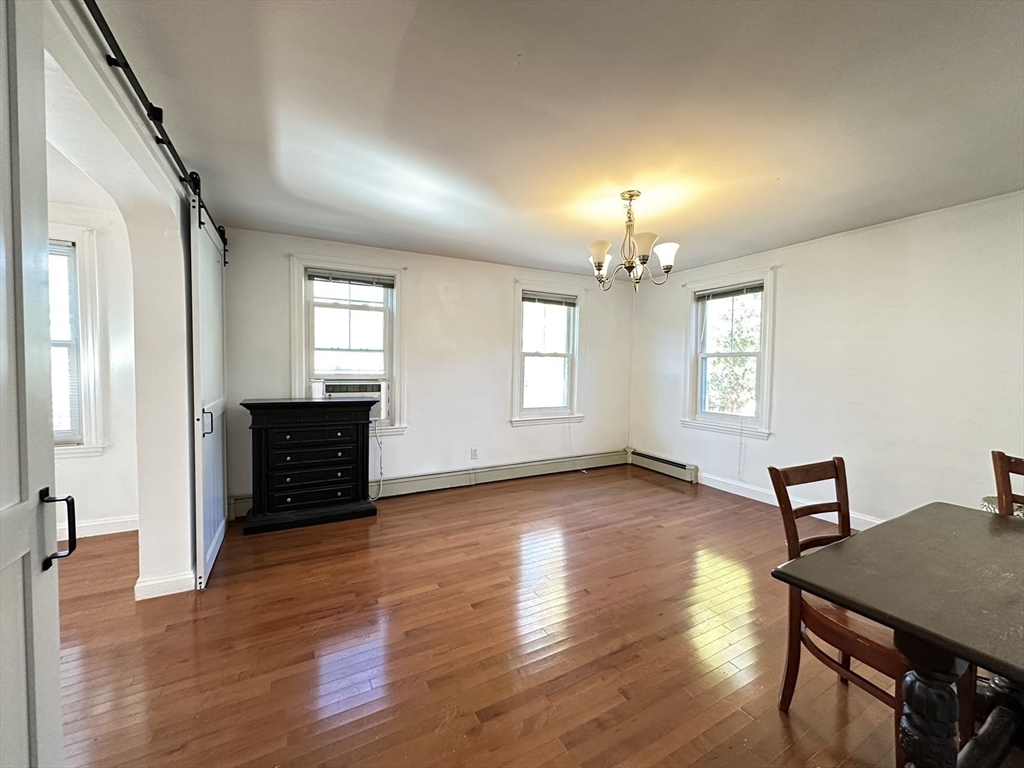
[371,423,407,437]
[55,444,105,458]
[510,414,585,427]
[679,418,769,440]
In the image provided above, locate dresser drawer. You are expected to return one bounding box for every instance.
[271,444,356,468]
[270,425,357,446]
[271,484,358,511]
[271,465,356,490]
[269,409,361,425]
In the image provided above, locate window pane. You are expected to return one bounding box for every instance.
[349,309,383,350]
[314,349,385,375]
[51,346,72,432]
[313,306,349,349]
[702,292,762,353]
[349,284,385,305]
[49,253,72,341]
[522,302,569,354]
[701,355,758,417]
[523,355,568,409]
[312,280,349,301]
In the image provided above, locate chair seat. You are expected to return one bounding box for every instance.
[802,594,908,680]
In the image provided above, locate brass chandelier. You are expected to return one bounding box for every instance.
[588,190,679,292]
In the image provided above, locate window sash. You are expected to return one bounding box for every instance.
[311,301,386,352]
[698,351,761,417]
[695,282,764,420]
[519,291,578,414]
[50,239,83,445]
[306,270,394,382]
[520,351,573,411]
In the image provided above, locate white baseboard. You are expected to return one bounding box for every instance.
[228,450,628,519]
[698,471,882,531]
[228,496,249,520]
[134,570,194,601]
[58,515,137,540]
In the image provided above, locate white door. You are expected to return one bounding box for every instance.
[190,194,227,589]
[0,0,65,765]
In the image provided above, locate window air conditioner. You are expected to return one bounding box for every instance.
[320,380,387,422]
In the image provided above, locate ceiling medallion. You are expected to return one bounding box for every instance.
[588,190,679,292]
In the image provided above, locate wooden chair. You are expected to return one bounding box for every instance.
[992,451,1024,516]
[768,457,975,763]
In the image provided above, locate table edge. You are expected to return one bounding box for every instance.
[771,564,1024,684]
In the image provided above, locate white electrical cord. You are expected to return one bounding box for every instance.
[369,417,384,501]
[567,419,586,474]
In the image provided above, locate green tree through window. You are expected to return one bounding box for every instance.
[699,288,762,417]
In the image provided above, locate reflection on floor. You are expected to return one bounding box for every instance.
[60,465,930,767]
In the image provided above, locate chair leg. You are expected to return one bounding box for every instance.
[895,671,907,768]
[956,665,977,744]
[839,651,851,684]
[778,590,802,712]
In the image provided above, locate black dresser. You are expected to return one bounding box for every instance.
[241,398,377,534]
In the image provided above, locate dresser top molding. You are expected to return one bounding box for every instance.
[241,397,379,410]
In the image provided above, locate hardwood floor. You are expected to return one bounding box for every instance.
[59,466,904,768]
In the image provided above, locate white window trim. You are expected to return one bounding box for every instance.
[510,279,587,427]
[679,266,776,440]
[289,253,406,436]
[50,223,104,457]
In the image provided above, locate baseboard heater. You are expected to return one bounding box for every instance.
[628,450,699,484]
[228,450,629,519]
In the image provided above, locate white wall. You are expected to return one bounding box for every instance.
[630,192,1024,526]
[49,202,140,537]
[44,17,195,599]
[224,228,634,500]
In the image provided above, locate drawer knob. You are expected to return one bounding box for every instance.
[337,472,342,477]
[286,497,292,503]
[286,477,291,483]
[337,431,342,437]
[286,456,291,462]
[337,452,342,457]
[285,434,291,440]
[337,492,342,496]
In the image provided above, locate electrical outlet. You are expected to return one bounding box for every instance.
[470,448,479,460]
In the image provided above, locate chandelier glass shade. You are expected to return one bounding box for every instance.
[588,190,679,292]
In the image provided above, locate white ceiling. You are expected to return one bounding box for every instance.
[96,0,1023,273]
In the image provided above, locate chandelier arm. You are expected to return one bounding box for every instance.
[598,262,626,291]
[645,264,671,286]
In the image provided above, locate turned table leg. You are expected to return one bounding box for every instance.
[895,631,969,768]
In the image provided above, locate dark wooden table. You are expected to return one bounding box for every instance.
[773,502,1024,768]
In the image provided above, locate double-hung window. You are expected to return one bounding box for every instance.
[49,239,83,445]
[513,288,581,423]
[306,268,395,422]
[683,270,774,438]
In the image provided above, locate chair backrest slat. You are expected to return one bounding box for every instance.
[769,457,852,561]
[792,501,841,519]
[777,461,838,486]
[992,451,1024,515]
[798,533,846,552]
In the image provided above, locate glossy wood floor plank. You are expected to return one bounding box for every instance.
[58,466,983,767]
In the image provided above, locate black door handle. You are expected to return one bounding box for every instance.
[41,488,76,571]
[202,408,213,437]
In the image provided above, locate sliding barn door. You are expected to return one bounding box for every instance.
[190,194,227,589]
[0,1,64,764]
